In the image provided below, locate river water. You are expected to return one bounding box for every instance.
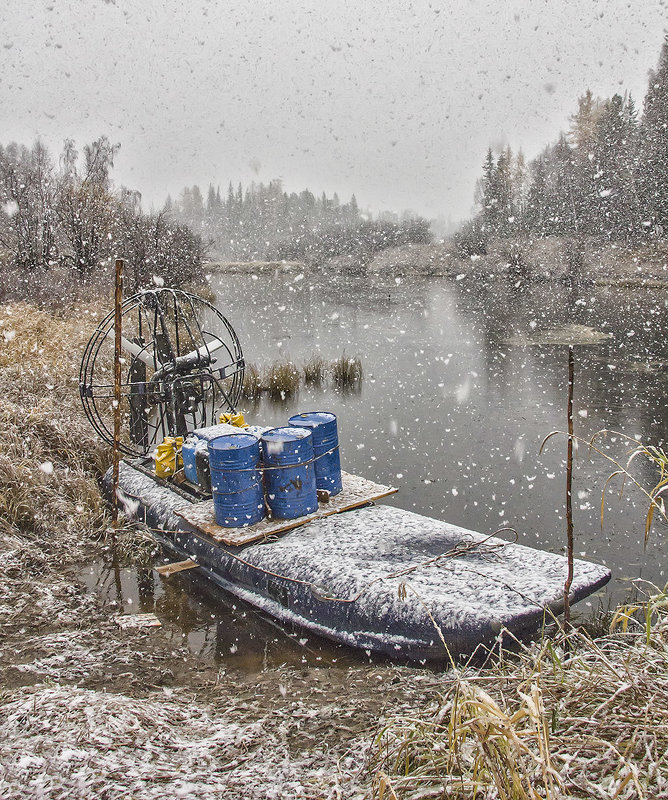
[89,269,668,669]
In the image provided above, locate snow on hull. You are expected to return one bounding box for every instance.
[110,462,611,660]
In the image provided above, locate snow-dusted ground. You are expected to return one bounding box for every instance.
[0,685,364,799]
[0,558,438,800]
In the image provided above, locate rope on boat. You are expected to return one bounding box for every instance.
[119,494,523,606]
[208,444,341,474]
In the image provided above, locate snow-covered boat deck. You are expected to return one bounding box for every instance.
[113,460,611,659]
[174,470,397,545]
[232,504,611,655]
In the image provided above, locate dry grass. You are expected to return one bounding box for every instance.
[0,299,160,592]
[0,685,264,798]
[241,362,263,401]
[370,585,668,799]
[265,359,301,400]
[332,352,363,390]
[0,303,111,567]
[302,354,327,387]
[0,678,367,799]
[243,355,341,400]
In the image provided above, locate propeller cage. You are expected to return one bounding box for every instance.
[79,288,245,456]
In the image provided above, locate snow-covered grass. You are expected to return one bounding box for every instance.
[0,684,363,800]
[370,585,668,799]
[0,302,110,568]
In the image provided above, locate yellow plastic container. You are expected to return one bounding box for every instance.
[219,412,247,428]
[154,436,184,478]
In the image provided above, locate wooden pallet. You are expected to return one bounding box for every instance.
[173,471,397,546]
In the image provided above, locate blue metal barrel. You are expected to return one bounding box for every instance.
[261,427,319,519]
[209,433,265,528]
[181,436,199,484]
[288,411,343,496]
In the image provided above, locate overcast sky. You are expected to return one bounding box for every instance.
[1,0,666,221]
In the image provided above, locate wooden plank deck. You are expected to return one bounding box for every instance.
[173,471,397,546]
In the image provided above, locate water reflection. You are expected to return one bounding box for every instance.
[80,558,367,672]
[213,270,667,607]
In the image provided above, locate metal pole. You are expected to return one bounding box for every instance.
[111,258,124,528]
[563,345,574,627]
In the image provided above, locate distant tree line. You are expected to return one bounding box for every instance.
[166,179,432,262]
[0,137,204,289]
[458,41,668,254]
[274,218,432,263]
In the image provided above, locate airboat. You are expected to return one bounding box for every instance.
[79,287,610,660]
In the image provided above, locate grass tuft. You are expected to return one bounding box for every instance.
[302,354,327,387]
[265,359,301,400]
[241,362,262,401]
[370,586,668,798]
[331,353,363,390]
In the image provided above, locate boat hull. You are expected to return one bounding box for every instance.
[107,461,611,661]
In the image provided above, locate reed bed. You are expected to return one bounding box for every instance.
[370,586,668,799]
[241,362,263,400]
[241,353,364,401]
[302,354,327,387]
[265,359,301,400]
[332,353,363,390]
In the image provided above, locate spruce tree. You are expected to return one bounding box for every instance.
[639,40,668,234]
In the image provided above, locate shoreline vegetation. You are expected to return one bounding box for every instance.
[242,354,363,400]
[371,595,668,799]
[0,298,666,798]
[206,235,668,287]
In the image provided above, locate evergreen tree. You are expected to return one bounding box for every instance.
[591,94,641,239]
[525,155,548,235]
[639,40,668,233]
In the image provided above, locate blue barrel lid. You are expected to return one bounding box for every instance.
[261,426,312,443]
[288,411,336,428]
[209,432,259,452]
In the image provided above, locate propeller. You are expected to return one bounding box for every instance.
[79,288,245,457]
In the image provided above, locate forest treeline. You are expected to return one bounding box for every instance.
[0,138,204,290]
[165,179,431,263]
[0,136,431,295]
[458,41,668,255]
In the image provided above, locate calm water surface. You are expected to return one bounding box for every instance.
[91,270,668,669]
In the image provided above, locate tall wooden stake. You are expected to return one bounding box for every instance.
[111,258,124,528]
[563,345,575,627]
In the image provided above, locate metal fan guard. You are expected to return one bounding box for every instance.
[79,288,244,456]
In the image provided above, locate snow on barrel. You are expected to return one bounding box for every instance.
[209,433,265,528]
[261,427,318,519]
[288,411,342,496]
